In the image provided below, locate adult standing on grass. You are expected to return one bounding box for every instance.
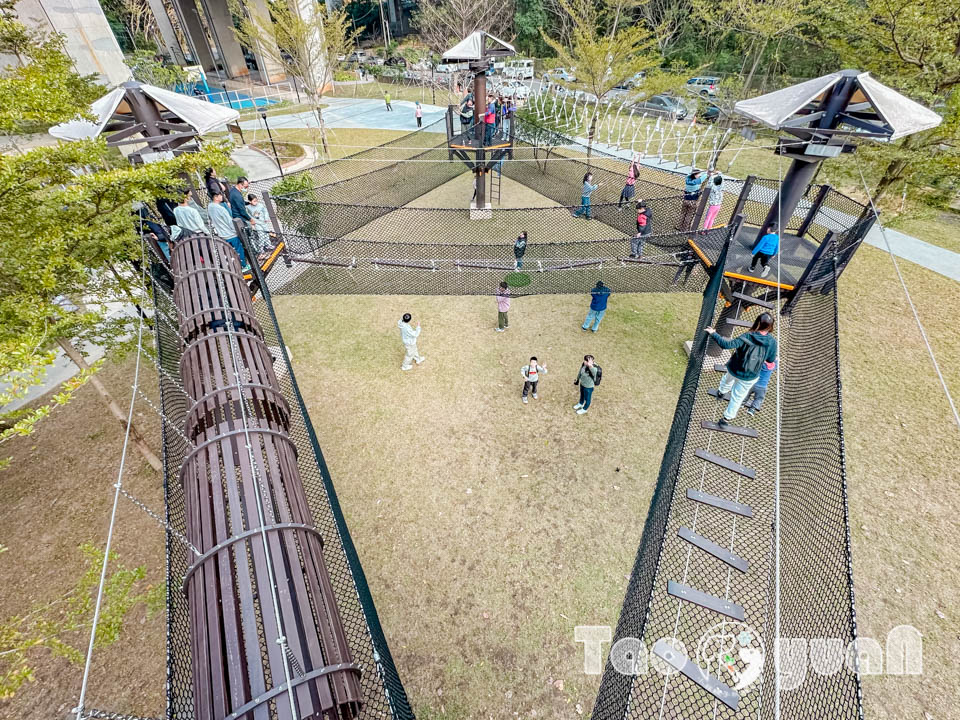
[705,312,777,425]
[384,90,393,111]
[521,357,547,404]
[573,172,600,219]
[496,281,511,331]
[415,101,423,128]
[398,313,425,370]
[702,173,725,230]
[582,280,611,332]
[573,355,601,415]
[676,168,705,230]
[208,191,249,270]
[619,155,640,208]
[513,231,528,269]
[750,222,780,278]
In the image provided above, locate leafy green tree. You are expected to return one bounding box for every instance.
[128,49,188,89]
[0,9,229,470]
[0,544,163,699]
[541,0,663,156]
[817,0,960,202]
[231,2,360,158]
[514,0,551,57]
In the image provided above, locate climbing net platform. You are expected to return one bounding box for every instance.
[147,116,872,719]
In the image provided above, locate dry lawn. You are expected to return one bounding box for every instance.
[0,359,167,719]
[270,292,700,719]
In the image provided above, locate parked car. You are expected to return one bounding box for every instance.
[614,71,646,90]
[544,67,576,83]
[504,59,535,80]
[347,50,370,64]
[632,94,688,120]
[686,76,719,97]
[698,103,721,122]
[384,56,406,67]
[494,80,531,99]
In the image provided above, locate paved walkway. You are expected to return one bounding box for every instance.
[238,98,447,134]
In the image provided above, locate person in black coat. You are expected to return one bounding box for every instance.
[204,168,229,203]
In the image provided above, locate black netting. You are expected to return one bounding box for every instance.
[150,266,415,720]
[158,119,873,720]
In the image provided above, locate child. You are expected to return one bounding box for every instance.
[415,101,423,127]
[573,172,600,219]
[751,222,780,278]
[496,281,511,331]
[514,231,528,269]
[521,357,547,403]
[636,200,652,237]
[745,358,776,415]
[702,174,724,230]
[246,193,271,255]
[619,154,640,208]
[384,91,393,111]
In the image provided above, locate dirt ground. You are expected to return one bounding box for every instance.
[271,291,700,719]
[0,359,167,719]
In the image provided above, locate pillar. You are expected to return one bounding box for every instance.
[246,0,287,83]
[170,0,216,72]
[199,0,248,78]
[291,0,327,94]
[146,0,187,65]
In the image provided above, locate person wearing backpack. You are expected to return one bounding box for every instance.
[582,280,611,332]
[705,312,777,424]
[521,356,548,404]
[636,200,652,237]
[573,355,602,415]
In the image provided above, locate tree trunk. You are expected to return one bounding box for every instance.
[873,158,909,202]
[742,37,769,94]
[57,338,163,473]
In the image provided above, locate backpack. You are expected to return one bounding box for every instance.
[637,212,648,228]
[736,336,767,378]
[575,364,603,385]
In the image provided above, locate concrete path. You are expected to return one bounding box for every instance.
[232,145,280,181]
[238,98,447,134]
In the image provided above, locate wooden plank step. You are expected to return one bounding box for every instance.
[713,364,726,373]
[731,291,775,309]
[701,419,758,438]
[667,580,745,621]
[725,318,753,328]
[677,527,749,573]
[695,449,756,479]
[707,388,731,400]
[686,489,754,518]
[652,640,740,711]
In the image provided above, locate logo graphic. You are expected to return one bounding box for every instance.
[697,622,765,691]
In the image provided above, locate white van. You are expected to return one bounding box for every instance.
[505,59,535,80]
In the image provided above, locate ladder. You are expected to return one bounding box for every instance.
[490,163,502,205]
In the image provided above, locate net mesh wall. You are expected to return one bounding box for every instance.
[150,265,415,720]
[160,121,871,720]
[592,238,864,719]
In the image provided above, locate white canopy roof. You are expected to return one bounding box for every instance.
[734,71,942,141]
[49,83,239,142]
[441,31,515,62]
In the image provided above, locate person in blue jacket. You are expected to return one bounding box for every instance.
[751,222,780,278]
[573,172,600,219]
[705,312,777,424]
[582,280,611,332]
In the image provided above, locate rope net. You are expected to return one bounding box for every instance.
[152,118,873,719]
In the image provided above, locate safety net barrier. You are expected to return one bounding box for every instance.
[149,248,415,720]
[593,222,865,719]
[154,119,871,719]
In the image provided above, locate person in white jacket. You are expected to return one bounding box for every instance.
[398,313,425,370]
[520,356,547,403]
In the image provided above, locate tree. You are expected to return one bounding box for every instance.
[817,0,960,203]
[0,9,229,471]
[691,0,814,93]
[413,0,514,54]
[514,0,551,57]
[541,0,662,156]
[515,106,567,173]
[128,49,188,90]
[231,2,360,158]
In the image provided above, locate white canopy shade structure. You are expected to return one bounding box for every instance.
[441,31,515,64]
[734,71,942,141]
[49,81,238,160]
